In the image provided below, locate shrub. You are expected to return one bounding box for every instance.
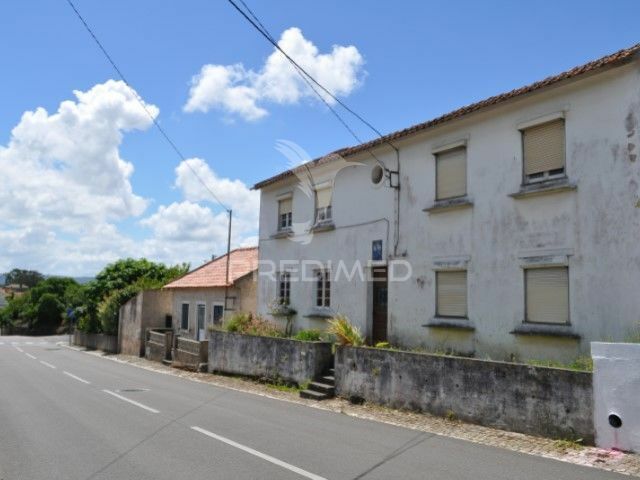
[293,329,323,342]
[222,313,284,338]
[374,341,390,349]
[328,315,364,346]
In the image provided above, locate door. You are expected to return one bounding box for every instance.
[196,304,206,340]
[371,266,388,344]
[212,303,224,325]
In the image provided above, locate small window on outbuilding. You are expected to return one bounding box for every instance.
[525,267,569,324]
[436,147,467,200]
[522,119,566,183]
[180,303,189,330]
[436,271,467,318]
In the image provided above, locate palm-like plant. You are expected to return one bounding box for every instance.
[328,315,364,346]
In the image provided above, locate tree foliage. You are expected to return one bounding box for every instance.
[4,269,44,289]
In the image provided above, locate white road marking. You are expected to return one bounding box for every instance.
[0,342,4,345]
[14,346,24,353]
[63,371,91,384]
[40,361,56,369]
[25,353,37,360]
[102,389,159,413]
[191,426,327,480]
[25,341,33,345]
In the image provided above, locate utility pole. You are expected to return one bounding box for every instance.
[223,209,233,322]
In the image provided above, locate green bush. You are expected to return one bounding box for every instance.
[328,315,364,346]
[293,329,323,341]
[222,313,284,338]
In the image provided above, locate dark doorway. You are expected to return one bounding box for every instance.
[371,266,388,344]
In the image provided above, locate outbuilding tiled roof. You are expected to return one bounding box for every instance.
[164,246,258,289]
[253,43,640,190]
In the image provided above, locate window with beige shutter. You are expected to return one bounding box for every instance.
[315,187,332,223]
[278,198,292,230]
[436,271,467,318]
[436,147,467,200]
[525,267,569,324]
[522,119,566,182]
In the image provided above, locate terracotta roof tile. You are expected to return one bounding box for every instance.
[253,43,640,190]
[164,246,258,289]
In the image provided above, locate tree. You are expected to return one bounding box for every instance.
[35,293,64,332]
[4,269,44,289]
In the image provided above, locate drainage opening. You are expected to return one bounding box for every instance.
[608,414,623,429]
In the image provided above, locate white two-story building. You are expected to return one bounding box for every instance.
[254,44,640,362]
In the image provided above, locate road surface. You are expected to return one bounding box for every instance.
[0,335,626,480]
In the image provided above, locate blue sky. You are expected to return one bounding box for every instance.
[1,0,639,275]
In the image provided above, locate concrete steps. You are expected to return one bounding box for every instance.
[299,368,335,401]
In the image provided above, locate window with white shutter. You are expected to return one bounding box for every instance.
[525,267,569,324]
[522,119,566,183]
[436,147,467,200]
[315,187,332,223]
[436,271,468,318]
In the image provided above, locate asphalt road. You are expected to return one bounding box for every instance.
[0,335,626,480]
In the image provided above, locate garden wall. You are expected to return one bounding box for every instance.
[335,346,593,442]
[208,330,333,385]
[172,336,208,371]
[145,329,173,363]
[73,331,118,353]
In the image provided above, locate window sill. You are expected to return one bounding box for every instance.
[271,229,293,239]
[423,196,473,214]
[510,323,580,339]
[509,178,576,199]
[311,221,335,233]
[422,317,475,331]
[303,308,334,319]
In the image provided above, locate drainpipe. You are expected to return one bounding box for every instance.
[223,209,232,323]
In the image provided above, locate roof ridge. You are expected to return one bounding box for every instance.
[253,42,640,190]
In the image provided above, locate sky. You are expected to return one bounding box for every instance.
[1,0,639,276]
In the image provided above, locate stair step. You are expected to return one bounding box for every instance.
[300,389,330,401]
[161,359,172,366]
[321,375,335,384]
[308,381,335,395]
[328,368,335,374]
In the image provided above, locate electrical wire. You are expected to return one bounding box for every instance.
[65,0,231,213]
[228,0,399,156]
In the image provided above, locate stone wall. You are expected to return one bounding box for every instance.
[145,329,173,363]
[119,289,172,357]
[208,330,333,385]
[335,346,593,443]
[73,331,118,353]
[172,336,208,371]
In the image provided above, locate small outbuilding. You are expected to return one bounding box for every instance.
[163,247,258,341]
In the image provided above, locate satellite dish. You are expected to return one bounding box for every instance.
[371,165,384,185]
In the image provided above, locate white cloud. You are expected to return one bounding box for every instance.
[0,80,155,230]
[184,27,364,120]
[0,81,259,275]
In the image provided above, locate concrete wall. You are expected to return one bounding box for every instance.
[172,336,208,371]
[73,331,118,353]
[592,342,640,452]
[336,346,593,442]
[208,330,334,385]
[257,61,640,362]
[169,279,256,341]
[118,289,172,356]
[145,329,173,363]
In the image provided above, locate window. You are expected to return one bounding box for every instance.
[522,119,565,183]
[278,198,292,230]
[212,304,224,324]
[316,270,331,307]
[278,272,291,305]
[180,303,189,330]
[436,271,467,318]
[436,147,467,200]
[315,187,332,223]
[525,267,569,324]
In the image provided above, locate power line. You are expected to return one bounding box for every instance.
[228,0,398,153]
[65,0,231,213]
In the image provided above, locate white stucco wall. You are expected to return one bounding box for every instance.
[257,62,640,362]
[592,342,640,452]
